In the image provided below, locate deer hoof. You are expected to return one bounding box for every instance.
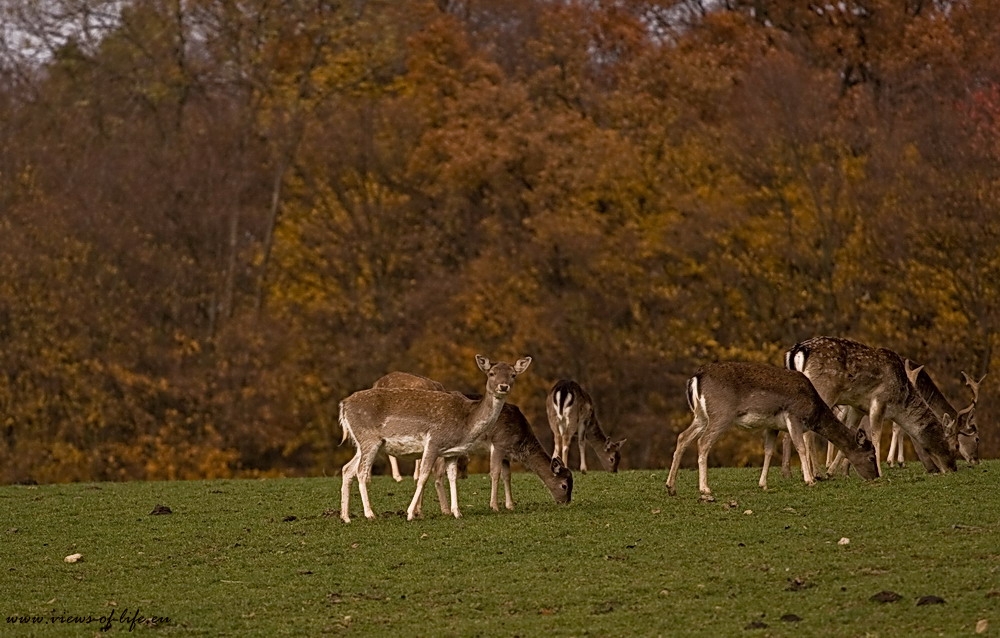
[666,485,677,496]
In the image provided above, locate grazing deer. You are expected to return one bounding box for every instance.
[339,355,531,522]
[785,336,957,476]
[372,372,573,511]
[547,380,626,473]
[371,372,448,482]
[900,360,983,465]
[665,362,878,501]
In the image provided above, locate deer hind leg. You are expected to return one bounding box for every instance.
[666,415,706,496]
[695,422,726,501]
[760,429,778,490]
[578,423,588,474]
[667,416,707,496]
[388,455,404,482]
[340,451,362,523]
[355,445,381,520]
[779,432,793,479]
[501,459,514,510]
[559,424,572,467]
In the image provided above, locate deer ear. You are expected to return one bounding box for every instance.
[904,359,924,386]
[607,439,626,451]
[550,457,565,474]
[514,356,532,375]
[856,429,870,446]
[476,355,491,372]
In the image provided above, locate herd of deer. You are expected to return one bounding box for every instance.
[338,336,985,522]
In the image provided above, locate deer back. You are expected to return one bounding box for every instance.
[372,371,446,392]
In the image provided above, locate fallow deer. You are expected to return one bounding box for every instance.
[547,380,626,473]
[372,372,573,512]
[338,354,531,522]
[785,336,957,476]
[371,372,448,482]
[665,362,878,501]
[900,360,983,465]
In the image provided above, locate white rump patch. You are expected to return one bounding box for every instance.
[792,351,807,372]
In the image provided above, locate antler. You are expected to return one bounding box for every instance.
[960,371,986,405]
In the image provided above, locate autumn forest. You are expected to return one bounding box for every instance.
[2,0,999,484]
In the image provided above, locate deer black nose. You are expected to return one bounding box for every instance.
[496,383,510,393]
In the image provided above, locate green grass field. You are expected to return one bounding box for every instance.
[3,462,999,636]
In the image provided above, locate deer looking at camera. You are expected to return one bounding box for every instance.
[339,355,531,522]
[371,372,450,482]
[371,371,573,512]
[666,362,878,501]
[547,380,626,473]
[785,336,957,477]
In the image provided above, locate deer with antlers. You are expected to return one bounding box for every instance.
[338,354,531,522]
[785,336,958,477]
[893,361,984,466]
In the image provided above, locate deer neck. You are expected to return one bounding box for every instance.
[584,416,610,447]
[466,392,507,440]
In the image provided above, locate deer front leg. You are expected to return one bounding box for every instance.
[489,445,503,512]
[388,455,404,482]
[446,459,462,519]
[867,402,887,478]
[828,407,864,476]
[783,418,815,487]
[408,448,438,521]
[577,429,588,474]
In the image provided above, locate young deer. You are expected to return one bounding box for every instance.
[370,372,448,482]
[899,360,983,465]
[546,380,626,473]
[338,355,531,522]
[785,336,957,476]
[372,372,573,512]
[666,362,878,501]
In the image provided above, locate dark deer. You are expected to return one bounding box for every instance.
[666,362,878,501]
[547,380,626,473]
[785,336,957,476]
